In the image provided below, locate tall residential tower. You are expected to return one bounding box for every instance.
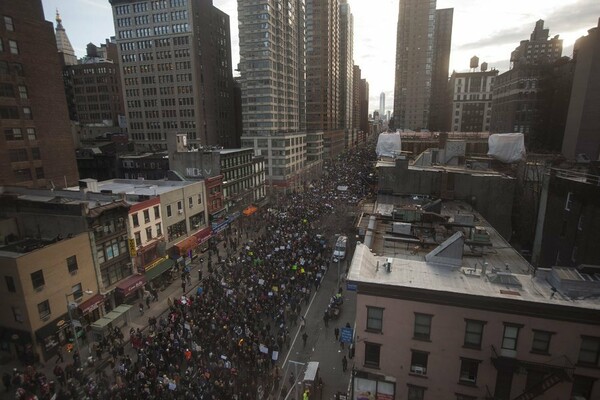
[393,0,453,131]
[339,0,354,131]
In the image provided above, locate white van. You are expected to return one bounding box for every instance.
[332,235,348,260]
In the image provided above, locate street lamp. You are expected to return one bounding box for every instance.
[65,289,93,359]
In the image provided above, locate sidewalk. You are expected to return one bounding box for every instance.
[0,222,256,399]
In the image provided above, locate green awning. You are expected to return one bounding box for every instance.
[145,258,175,281]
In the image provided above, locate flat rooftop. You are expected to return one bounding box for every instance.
[359,195,531,274]
[347,243,600,310]
[72,179,195,197]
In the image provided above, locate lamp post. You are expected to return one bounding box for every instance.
[65,289,93,358]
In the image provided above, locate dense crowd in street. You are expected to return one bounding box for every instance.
[9,144,376,400]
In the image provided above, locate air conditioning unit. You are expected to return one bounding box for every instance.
[69,269,78,276]
[411,366,426,375]
[41,314,50,321]
[35,285,44,292]
[178,210,183,215]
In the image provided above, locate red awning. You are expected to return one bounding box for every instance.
[116,274,146,297]
[194,226,212,244]
[77,293,105,315]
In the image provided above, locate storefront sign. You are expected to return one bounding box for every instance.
[128,239,137,256]
[116,274,146,297]
[144,256,168,272]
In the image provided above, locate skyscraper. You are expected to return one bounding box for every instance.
[379,92,385,120]
[393,0,453,131]
[109,0,235,150]
[359,78,369,134]
[339,0,354,131]
[238,0,308,190]
[352,65,361,130]
[306,0,340,133]
[54,11,77,66]
[562,19,600,161]
[429,8,453,131]
[0,0,79,188]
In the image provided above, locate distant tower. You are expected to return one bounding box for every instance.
[54,10,77,66]
[379,92,385,120]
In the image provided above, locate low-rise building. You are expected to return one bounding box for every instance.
[348,209,600,400]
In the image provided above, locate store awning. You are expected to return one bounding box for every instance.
[174,236,198,254]
[77,293,105,315]
[35,314,69,339]
[194,226,212,244]
[115,274,146,297]
[145,258,175,281]
[91,304,132,332]
[243,205,258,216]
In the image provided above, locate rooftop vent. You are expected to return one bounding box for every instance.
[487,272,522,288]
[425,231,464,267]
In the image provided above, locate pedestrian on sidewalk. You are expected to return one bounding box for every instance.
[300,315,306,330]
[138,302,144,316]
[323,311,329,327]
[55,346,64,364]
[2,372,10,392]
[302,331,308,347]
[145,295,151,309]
[334,327,340,341]
[342,355,348,372]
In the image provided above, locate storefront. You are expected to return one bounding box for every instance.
[0,328,32,363]
[115,274,146,305]
[144,256,176,290]
[173,226,212,261]
[35,314,70,361]
[77,293,104,329]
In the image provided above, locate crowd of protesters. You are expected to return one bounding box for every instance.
[8,144,376,400]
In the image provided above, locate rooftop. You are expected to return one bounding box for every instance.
[0,235,83,258]
[358,195,529,274]
[347,243,600,310]
[69,179,196,197]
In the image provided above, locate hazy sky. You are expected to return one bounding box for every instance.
[42,0,600,113]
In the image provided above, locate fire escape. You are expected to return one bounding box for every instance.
[487,345,574,400]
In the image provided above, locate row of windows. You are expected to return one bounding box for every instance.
[22,255,78,294]
[0,38,18,54]
[366,307,600,368]
[133,223,162,246]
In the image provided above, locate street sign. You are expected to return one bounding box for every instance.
[340,327,353,344]
[346,282,357,291]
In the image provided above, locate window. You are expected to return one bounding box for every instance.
[156,223,162,237]
[364,342,381,368]
[146,226,153,241]
[31,147,40,160]
[35,167,44,179]
[188,196,193,208]
[71,283,82,301]
[134,232,142,247]
[407,385,425,400]
[4,16,14,31]
[5,276,16,292]
[410,350,428,375]
[366,307,383,332]
[197,194,202,204]
[31,269,44,290]
[531,330,552,354]
[132,213,139,227]
[37,300,51,319]
[0,83,12,97]
[26,128,36,140]
[571,375,596,400]
[153,205,160,219]
[502,325,520,351]
[143,209,150,223]
[67,255,78,274]
[177,201,183,211]
[22,107,31,119]
[17,85,27,99]
[578,336,600,366]
[565,192,574,211]
[459,358,480,384]
[414,313,432,340]
[12,306,23,322]
[167,205,172,217]
[8,40,18,55]
[464,320,485,349]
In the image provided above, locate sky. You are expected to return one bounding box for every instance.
[42,0,600,114]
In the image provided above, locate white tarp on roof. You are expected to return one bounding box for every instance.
[376,132,402,157]
[487,133,526,163]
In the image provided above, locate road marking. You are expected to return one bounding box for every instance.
[282,289,319,367]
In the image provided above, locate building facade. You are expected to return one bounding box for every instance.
[352,65,361,131]
[561,20,600,161]
[0,232,97,363]
[359,78,369,134]
[0,0,79,188]
[379,92,385,121]
[428,8,453,132]
[109,0,235,150]
[491,20,563,145]
[393,0,453,131]
[348,242,600,400]
[339,1,353,131]
[450,68,498,132]
[62,39,125,135]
